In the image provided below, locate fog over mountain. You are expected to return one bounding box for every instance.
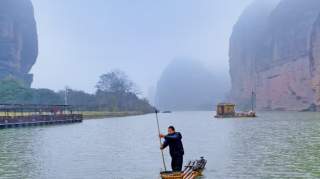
[30,0,252,98]
[155,59,227,110]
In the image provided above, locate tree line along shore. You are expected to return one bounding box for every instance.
[0,70,154,118]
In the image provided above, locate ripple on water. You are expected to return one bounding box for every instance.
[0,112,320,178]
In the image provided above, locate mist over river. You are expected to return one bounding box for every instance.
[1,111,320,178]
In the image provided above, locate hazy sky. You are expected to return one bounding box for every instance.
[30,0,251,96]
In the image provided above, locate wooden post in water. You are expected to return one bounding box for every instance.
[251,90,256,111]
[155,109,167,171]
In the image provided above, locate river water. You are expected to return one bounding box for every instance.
[1,111,320,179]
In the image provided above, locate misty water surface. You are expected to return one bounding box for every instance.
[0,111,320,178]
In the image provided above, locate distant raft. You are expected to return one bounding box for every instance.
[214,103,256,118]
[160,157,207,179]
[162,111,172,114]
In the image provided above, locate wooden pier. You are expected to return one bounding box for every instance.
[0,104,83,129]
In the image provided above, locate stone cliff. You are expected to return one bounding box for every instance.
[0,0,38,86]
[229,0,320,111]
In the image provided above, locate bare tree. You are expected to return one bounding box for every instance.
[96,70,135,94]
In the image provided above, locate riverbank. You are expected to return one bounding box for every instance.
[81,111,148,119]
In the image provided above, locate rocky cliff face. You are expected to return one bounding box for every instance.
[229,0,320,111]
[0,0,38,86]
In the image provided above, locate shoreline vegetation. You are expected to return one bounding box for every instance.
[0,70,155,116]
[82,111,148,119]
[0,111,150,119]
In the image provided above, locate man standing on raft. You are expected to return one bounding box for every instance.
[159,126,184,172]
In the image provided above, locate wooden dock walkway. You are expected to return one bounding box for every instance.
[0,114,82,128]
[0,104,83,129]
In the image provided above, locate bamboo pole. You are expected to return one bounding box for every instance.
[155,110,167,171]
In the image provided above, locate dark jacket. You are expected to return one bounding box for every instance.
[162,132,184,157]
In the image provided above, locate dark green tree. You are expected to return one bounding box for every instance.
[58,89,96,106]
[32,88,64,105]
[0,79,33,104]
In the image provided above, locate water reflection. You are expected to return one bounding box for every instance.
[0,112,319,178]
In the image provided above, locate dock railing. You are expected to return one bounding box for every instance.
[0,104,83,126]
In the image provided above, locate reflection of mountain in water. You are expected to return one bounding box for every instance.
[155,59,228,111]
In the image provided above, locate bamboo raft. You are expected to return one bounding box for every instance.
[215,112,256,118]
[160,157,207,179]
[214,103,256,118]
